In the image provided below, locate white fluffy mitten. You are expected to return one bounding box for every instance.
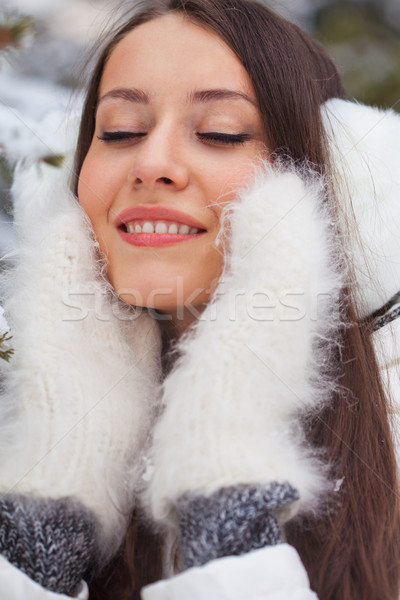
[0,155,161,593]
[145,162,343,567]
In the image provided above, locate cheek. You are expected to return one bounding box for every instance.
[77,155,115,225]
[208,166,254,232]
[206,159,260,257]
[207,157,258,212]
[78,159,98,218]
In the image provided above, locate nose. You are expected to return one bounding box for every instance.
[128,126,189,191]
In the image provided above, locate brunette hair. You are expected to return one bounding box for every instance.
[75,1,400,599]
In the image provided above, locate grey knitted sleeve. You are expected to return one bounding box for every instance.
[175,482,299,569]
[0,494,100,596]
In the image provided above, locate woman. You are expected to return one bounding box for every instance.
[0,0,400,598]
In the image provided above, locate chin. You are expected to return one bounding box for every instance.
[108,264,217,309]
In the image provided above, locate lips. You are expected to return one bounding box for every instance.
[114,205,207,247]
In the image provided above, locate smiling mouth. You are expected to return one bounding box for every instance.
[118,219,206,247]
[121,219,203,235]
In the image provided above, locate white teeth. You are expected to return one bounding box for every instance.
[142,221,155,233]
[155,222,168,233]
[168,223,179,234]
[125,220,201,234]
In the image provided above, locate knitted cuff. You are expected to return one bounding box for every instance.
[0,495,100,596]
[175,482,299,569]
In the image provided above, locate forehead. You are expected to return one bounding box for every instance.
[100,13,256,100]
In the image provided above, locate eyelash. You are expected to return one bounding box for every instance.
[197,132,250,145]
[97,131,250,146]
[97,131,145,143]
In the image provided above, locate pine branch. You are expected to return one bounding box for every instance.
[41,154,65,168]
[0,331,14,362]
[0,15,34,51]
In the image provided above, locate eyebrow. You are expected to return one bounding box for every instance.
[97,87,257,108]
[188,88,257,107]
[98,88,150,106]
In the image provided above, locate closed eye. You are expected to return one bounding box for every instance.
[97,131,146,143]
[97,131,251,146]
[196,132,250,146]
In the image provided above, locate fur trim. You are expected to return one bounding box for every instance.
[0,155,162,563]
[145,162,343,525]
[322,98,400,318]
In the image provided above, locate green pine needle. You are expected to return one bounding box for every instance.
[0,331,14,362]
[0,16,34,50]
[41,154,65,168]
[9,16,34,40]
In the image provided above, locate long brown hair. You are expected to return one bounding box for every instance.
[74,1,400,598]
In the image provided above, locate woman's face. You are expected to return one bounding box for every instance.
[78,13,265,331]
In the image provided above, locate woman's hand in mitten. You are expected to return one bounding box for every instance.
[176,484,299,569]
[0,155,162,593]
[144,163,342,566]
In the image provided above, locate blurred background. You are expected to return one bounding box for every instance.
[0,0,399,258]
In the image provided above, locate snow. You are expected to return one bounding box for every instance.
[0,0,93,257]
[0,103,73,164]
[1,0,116,37]
[0,305,8,336]
[0,0,107,166]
